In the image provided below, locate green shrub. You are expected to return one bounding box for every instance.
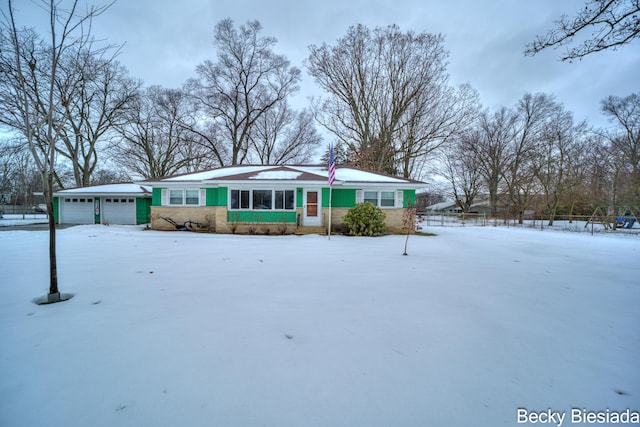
[343,202,386,236]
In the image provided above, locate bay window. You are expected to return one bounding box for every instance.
[229,189,295,210]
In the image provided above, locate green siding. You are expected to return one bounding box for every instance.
[403,189,416,207]
[53,197,59,223]
[325,188,356,208]
[210,187,228,206]
[94,197,100,224]
[296,188,303,208]
[136,198,152,224]
[227,211,296,223]
[152,188,162,206]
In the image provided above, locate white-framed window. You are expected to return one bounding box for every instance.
[229,189,295,210]
[356,190,404,208]
[162,189,205,206]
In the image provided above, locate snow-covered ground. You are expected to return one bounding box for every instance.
[0,225,638,427]
[0,213,49,226]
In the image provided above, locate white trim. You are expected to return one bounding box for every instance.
[303,188,322,226]
[396,190,404,208]
[357,189,402,208]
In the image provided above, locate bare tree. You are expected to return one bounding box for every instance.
[439,130,484,213]
[186,19,302,166]
[601,92,640,208]
[532,106,588,225]
[0,0,113,302]
[250,105,321,164]
[502,93,561,224]
[111,86,212,179]
[525,0,640,61]
[55,49,140,186]
[466,107,518,217]
[307,24,477,178]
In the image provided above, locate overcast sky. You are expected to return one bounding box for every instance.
[12,0,640,130]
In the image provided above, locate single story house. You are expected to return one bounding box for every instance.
[53,183,152,225]
[139,165,427,234]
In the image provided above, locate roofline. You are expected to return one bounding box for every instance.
[135,180,428,189]
[137,164,428,186]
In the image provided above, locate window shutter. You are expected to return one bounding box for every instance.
[396,190,404,208]
[356,190,364,204]
[161,189,168,206]
[199,189,206,206]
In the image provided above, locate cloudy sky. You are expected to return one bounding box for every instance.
[12,0,640,130]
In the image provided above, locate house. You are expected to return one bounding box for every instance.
[53,183,152,225]
[139,165,427,234]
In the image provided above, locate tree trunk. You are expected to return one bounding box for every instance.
[44,172,59,295]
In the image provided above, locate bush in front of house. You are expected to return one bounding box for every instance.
[343,202,386,236]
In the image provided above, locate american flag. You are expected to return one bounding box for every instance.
[328,145,336,186]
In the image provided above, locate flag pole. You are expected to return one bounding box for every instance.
[328,144,335,240]
[328,185,332,240]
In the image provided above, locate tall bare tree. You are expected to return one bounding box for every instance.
[601,92,640,208]
[55,49,140,186]
[532,106,587,225]
[502,93,561,223]
[307,24,477,178]
[250,105,321,164]
[525,0,640,61]
[186,19,302,166]
[111,86,212,179]
[438,130,484,213]
[0,0,113,302]
[466,107,518,217]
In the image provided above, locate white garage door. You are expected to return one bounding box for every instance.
[60,197,95,224]
[102,197,136,225]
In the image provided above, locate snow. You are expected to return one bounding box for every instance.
[54,183,151,194]
[163,166,270,182]
[159,165,416,184]
[0,225,638,427]
[293,166,410,183]
[249,171,303,180]
[0,214,49,227]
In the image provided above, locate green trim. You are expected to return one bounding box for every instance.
[94,197,100,224]
[152,188,162,206]
[136,198,152,224]
[403,189,416,207]
[210,187,227,206]
[227,211,296,223]
[296,188,303,208]
[326,188,356,208]
[53,197,59,223]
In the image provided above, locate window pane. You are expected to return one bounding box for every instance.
[381,191,395,207]
[240,190,250,209]
[185,190,199,205]
[275,191,284,209]
[364,191,377,206]
[285,190,294,210]
[169,190,182,205]
[253,190,272,209]
[230,190,239,209]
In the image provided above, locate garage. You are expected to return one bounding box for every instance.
[102,197,136,225]
[53,183,151,225]
[59,197,96,224]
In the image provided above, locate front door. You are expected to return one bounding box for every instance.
[303,189,322,226]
